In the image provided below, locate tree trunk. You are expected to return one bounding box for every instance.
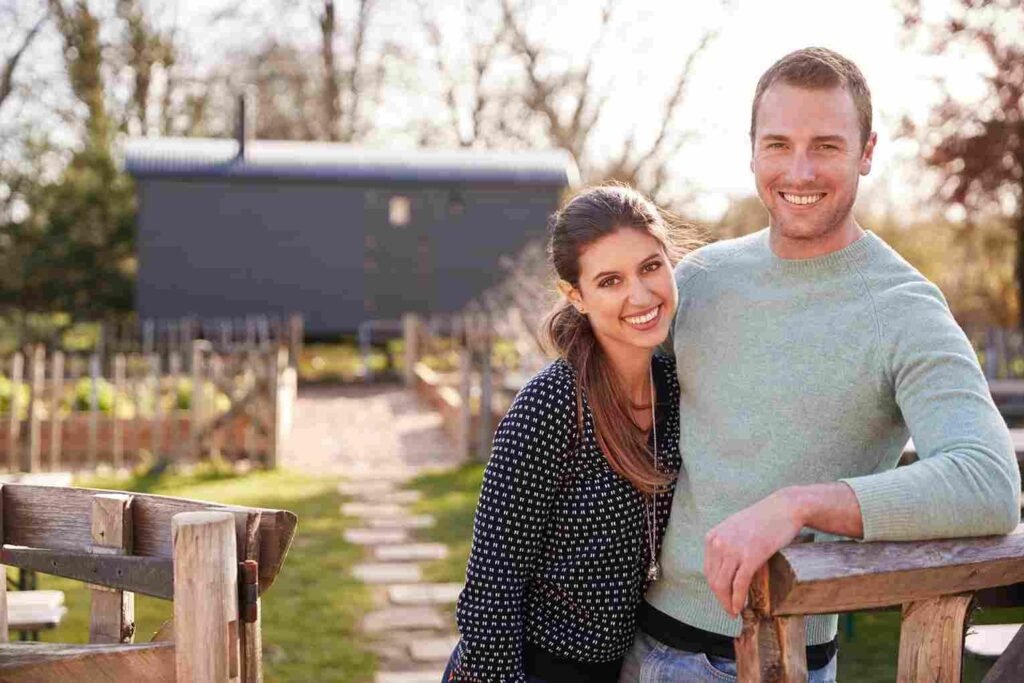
[1017,213,1024,332]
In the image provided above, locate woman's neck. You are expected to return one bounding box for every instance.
[603,344,654,405]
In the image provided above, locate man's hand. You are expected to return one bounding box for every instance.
[703,483,864,618]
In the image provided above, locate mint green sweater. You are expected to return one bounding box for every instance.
[647,229,1020,645]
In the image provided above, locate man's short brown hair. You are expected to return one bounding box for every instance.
[750,47,873,149]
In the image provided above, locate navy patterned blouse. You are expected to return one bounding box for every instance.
[450,354,681,681]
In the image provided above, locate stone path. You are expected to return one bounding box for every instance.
[283,384,466,682]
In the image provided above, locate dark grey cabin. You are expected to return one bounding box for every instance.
[124,138,576,334]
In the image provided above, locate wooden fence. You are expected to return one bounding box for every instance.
[971,328,1024,380]
[1,313,304,370]
[735,527,1024,682]
[0,342,295,473]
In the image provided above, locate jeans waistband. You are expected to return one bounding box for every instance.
[638,602,838,671]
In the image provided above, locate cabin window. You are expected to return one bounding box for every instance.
[389,196,411,226]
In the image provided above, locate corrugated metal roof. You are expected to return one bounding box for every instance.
[123,137,578,186]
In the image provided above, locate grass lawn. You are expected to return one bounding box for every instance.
[410,462,1016,681]
[26,465,376,683]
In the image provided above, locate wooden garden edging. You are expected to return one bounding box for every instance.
[735,525,1024,682]
[0,483,297,682]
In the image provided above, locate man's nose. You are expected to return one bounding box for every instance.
[788,151,816,183]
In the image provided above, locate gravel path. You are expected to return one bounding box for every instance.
[281,383,464,479]
[281,382,466,681]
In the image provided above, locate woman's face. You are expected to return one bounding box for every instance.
[565,227,678,357]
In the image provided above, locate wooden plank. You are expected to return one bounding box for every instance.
[0,641,175,681]
[87,354,100,470]
[239,514,263,683]
[768,526,1024,615]
[173,511,240,683]
[112,354,126,470]
[149,354,164,461]
[736,565,807,682]
[896,594,972,683]
[89,494,135,644]
[48,351,64,472]
[25,346,43,473]
[8,353,23,472]
[1,485,295,594]
[984,622,1024,682]
[0,483,7,642]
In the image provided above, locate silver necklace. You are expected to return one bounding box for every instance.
[645,366,661,582]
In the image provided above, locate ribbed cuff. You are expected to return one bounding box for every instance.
[840,471,917,541]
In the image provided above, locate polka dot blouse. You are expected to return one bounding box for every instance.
[450,354,681,681]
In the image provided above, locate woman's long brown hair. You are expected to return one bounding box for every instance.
[543,185,703,494]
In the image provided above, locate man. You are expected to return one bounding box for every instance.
[620,47,1020,682]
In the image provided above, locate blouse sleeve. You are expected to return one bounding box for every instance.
[449,364,576,682]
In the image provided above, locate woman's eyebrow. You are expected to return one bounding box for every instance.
[591,253,661,282]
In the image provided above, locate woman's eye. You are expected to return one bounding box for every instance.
[598,277,619,288]
[643,261,661,273]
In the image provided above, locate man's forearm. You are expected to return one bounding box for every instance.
[783,481,864,539]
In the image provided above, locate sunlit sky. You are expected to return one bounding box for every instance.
[8,0,993,218]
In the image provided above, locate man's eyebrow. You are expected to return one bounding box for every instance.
[812,135,846,144]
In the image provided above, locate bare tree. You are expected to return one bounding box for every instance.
[317,0,376,141]
[900,0,1024,327]
[415,0,718,204]
[0,11,47,113]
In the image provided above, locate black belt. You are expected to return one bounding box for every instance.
[638,602,838,671]
[524,642,623,683]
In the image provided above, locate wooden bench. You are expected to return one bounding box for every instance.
[0,484,297,682]
[734,525,1024,682]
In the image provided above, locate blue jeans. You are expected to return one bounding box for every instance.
[618,631,838,682]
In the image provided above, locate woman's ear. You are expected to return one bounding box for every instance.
[557,280,586,314]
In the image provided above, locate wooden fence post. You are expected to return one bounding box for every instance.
[735,565,807,683]
[172,511,240,683]
[477,324,494,461]
[403,313,421,388]
[87,353,101,470]
[457,343,473,462]
[150,354,164,462]
[190,341,208,462]
[89,493,135,644]
[25,345,44,473]
[8,352,23,472]
[896,594,973,683]
[0,484,7,642]
[288,314,303,369]
[112,354,126,470]
[49,351,64,471]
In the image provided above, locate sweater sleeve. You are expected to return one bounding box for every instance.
[841,278,1020,541]
[450,364,575,682]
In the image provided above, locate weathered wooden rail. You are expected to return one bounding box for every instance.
[735,526,1024,682]
[0,483,296,681]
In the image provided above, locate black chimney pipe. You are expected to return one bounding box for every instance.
[236,88,255,160]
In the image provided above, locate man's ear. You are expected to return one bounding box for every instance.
[860,132,878,176]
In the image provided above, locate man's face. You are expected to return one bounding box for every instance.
[751,83,875,246]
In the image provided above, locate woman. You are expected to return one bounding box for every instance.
[443,185,701,682]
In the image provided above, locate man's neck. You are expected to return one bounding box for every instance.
[769,221,865,260]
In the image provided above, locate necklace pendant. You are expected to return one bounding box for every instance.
[647,560,661,582]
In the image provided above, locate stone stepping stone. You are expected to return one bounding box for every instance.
[352,562,422,584]
[965,623,1021,658]
[389,583,463,606]
[361,606,447,633]
[369,515,436,530]
[375,543,449,562]
[343,467,416,482]
[338,480,397,497]
[341,502,408,518]
[343,528,409,545]
[375,672,443,683]
[379,490,423,505]
[409,635,460,663]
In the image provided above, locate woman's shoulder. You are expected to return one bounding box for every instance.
[513,358,578,409]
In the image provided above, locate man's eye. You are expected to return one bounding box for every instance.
[766,142,785,150]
